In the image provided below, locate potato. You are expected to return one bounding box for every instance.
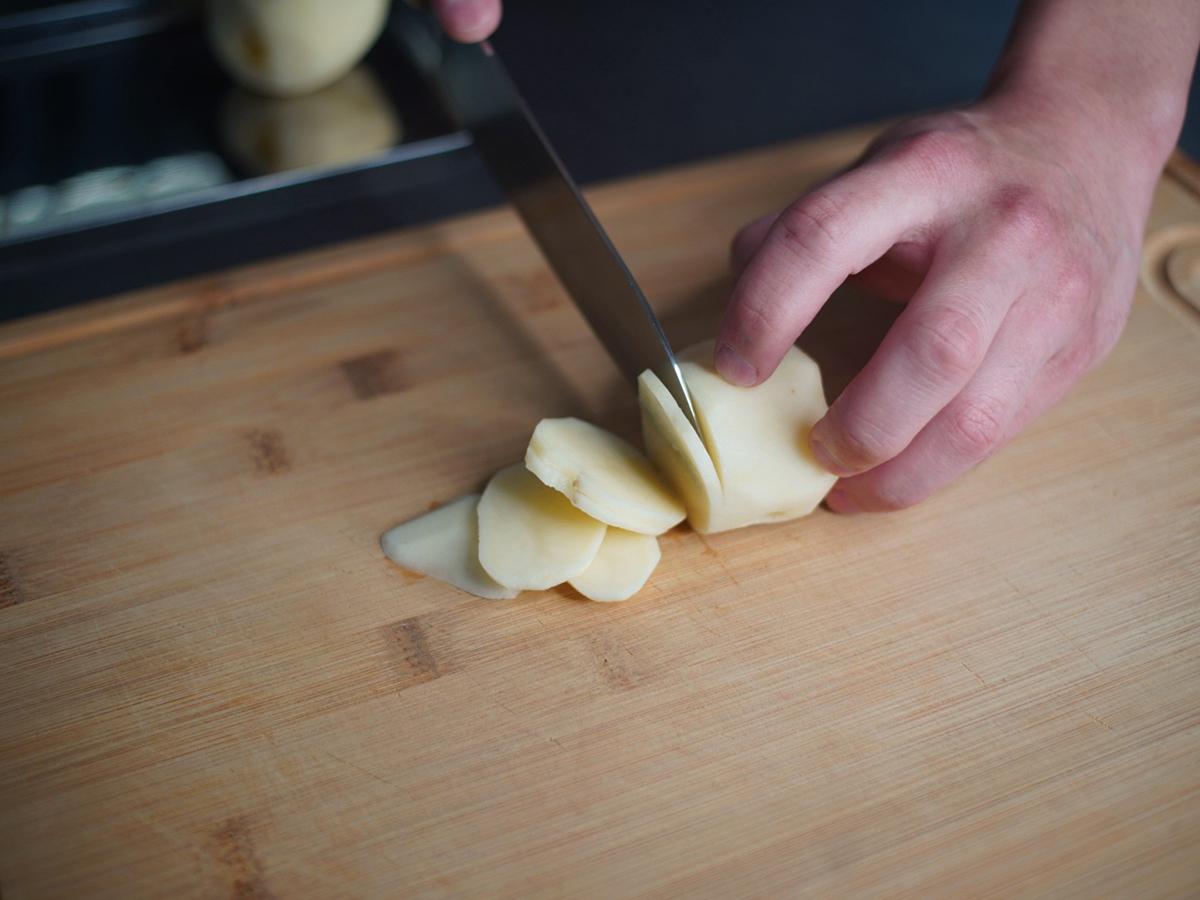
[639,342,837,533]
[678,340,837,528]
[638,369,723,533]
[569,528,660,602]
[382,340,835,602]
[222,67,401,175]
[478,465,608,591]
[525,417,685,535]
[381,494,517,600]
[207,0,389,98]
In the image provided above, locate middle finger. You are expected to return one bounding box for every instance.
[810,226,1034,477]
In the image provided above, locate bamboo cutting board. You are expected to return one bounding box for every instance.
[1,124,1198,899]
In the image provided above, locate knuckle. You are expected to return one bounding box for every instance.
[946,395,1008,458]
[726,291,776,342]
[911,305,988,379]
[1054,256,1094,306]
[990,187,1055,246]
[1034,257,1093,332]
[776,191,849,265]
[833,414,902,471]
[894,127,979,179]
[1047,342,1091,382]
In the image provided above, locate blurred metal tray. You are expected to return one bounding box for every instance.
[0,1,490,319]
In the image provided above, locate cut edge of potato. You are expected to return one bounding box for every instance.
[673,340,728,490]
[637,369,723,533]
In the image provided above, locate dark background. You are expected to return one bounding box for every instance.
[2,0,1198,318]
[499,1,1031,183]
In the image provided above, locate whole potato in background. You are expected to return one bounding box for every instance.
[207,0,390,97]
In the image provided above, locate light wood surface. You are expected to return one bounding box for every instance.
[1,124,1198,899]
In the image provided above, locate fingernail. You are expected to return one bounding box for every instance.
[809,421,853,477]
[439,0,494,42]
[715,343,757,386]
[825,487,861,515]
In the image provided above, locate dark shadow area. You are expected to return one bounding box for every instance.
[656,272,901,402]
[797,283,903,401]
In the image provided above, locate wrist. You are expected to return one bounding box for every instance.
[984,63,1185,173]
[977,70,1182,212]
[980,0,1200,207]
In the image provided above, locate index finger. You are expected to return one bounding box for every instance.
[715,160,946,386]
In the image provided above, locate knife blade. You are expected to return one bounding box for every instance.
[397,16,701,434]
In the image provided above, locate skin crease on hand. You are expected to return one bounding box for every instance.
[717,0,1200,514]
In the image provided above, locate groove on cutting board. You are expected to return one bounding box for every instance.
[242,430,291,476]
[385,617,443,688]
[340,349,404,400]
[1138,219,1200,331]
[586,628,645,691]
[209,816,275,900]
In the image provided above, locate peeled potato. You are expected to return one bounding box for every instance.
[678,340,837,528]
[639,342,837,533]
[569,528,660,602]
[525,417,685,535]
[638,369,723,533]
[207,0,389,97]
[381,494,517,600]
[478,465,607,591]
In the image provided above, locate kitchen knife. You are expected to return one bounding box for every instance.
[396,14,701,434]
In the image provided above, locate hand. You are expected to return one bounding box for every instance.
[431,0,502,43]
[719,106,1153,513]
[716,0,1198,513]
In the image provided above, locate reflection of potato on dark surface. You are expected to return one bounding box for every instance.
[207,0,389,97]
[221,67,402,175]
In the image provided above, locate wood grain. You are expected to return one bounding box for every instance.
[1,123,1198,899]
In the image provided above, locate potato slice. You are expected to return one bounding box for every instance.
[638,369,724,533]
[381,494,518,601]
[525,417,685,535]
[478,465,607,590]
[678,340,837,530]
[569,528,661,602]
